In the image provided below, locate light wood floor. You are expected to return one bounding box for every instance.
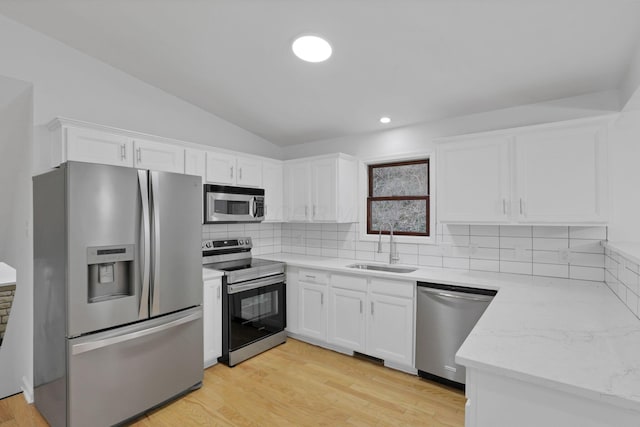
[1,339,465,426]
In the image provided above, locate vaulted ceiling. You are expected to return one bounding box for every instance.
[1,0,639,145]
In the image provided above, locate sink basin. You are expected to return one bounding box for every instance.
[346,263,417,274]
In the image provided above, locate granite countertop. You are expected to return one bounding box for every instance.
[258,253,640,412]
[0,263,16,286]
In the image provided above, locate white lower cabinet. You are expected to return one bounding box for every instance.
[203,278,222,368]
[298,269,329,341]
[465,368,640,427]
[293,270,415,370]
[367,291,414,366]
[328,277,367,352]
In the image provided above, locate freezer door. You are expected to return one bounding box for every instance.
[67,307,203,427]
[149,170,202,316]
[67,162,143,337]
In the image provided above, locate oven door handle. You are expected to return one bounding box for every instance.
[227,274,285,294]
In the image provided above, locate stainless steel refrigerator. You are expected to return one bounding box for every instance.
[33,161,203,427]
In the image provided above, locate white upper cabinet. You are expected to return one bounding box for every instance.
[514,124,608,223]
[205,151,262,187]
[285,161,312,221]
[262,159,284,222]
[62,126,134,168]
[311,158,338,221]
[284,154,357,223]
[436,117,610,225]
[437,136,511,223]
[132,138,185,173]
[236,155,262,187]
[184,148,206,183]
[205,151,236,185]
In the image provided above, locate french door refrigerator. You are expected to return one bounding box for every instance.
[33,161,203,427]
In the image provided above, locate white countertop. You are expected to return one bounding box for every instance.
[202,266,224,281]
[0,262,16,286]
[259,253,640,412]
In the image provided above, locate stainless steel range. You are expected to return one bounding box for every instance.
[202,237,286,366]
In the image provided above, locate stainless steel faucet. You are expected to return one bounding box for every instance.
[377,222,400,264]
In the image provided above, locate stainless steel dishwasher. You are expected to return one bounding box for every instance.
[416,282,496,389]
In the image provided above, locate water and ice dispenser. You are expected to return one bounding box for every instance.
[87,245,135,303]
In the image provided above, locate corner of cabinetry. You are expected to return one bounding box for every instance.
[47,119,65,169]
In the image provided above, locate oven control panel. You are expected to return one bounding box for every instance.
[202,237,252,251]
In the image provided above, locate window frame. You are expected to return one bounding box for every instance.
[358,153,436,245]
[366,159,430,237]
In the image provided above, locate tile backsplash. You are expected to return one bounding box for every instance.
[202,222,607,282]
[281,223,607,282]
[202,223,282,256]
[604,247,640,319]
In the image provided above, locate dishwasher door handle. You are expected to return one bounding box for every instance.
[418,287,494,303]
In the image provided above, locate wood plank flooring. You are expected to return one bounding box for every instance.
[1,338,465,426]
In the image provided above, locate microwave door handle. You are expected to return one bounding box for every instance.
[251,197,257,218]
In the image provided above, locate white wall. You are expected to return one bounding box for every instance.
[0,81,33,400]
[282,90,620,159]
[0,13,283,167]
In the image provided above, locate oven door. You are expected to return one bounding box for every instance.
[227,275,286,352]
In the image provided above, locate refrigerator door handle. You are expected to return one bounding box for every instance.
[138,170,151,319]
[70,310,202,355]
[150,171,161,316]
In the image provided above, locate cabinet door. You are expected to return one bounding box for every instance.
[263,160,284,222]
[515,124,607,223]
[298,282,327,341]
[367,293,413,366]
[328,287,366,352]
[437,136,511,223]
[66,127,133,167]
[285,269,299,334]
[184,148,206,183]
[285,162,311,221]
[206,151,236,185]
[203,278,222,368]
[311,158,337,221]
[133,138,185,173]
[236,156,262,187]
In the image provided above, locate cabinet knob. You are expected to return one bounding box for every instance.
[230,166,234,179]
[239,167,242,180]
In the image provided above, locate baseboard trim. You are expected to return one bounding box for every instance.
[21,376,33,404]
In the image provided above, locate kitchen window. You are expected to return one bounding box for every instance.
[367,159,430,237]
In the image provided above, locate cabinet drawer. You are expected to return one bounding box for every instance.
[299,269,328,285]
[370,278,414,298]
[331,274,367,292]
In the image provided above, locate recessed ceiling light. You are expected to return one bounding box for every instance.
[380,117,391,124]
[292,35,332,63]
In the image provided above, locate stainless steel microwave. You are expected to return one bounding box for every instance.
[204,184,265,223]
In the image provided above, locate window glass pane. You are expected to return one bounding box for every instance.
[370,200,427,234]
[372,163,428,197]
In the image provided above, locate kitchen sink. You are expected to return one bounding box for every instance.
[346,263,417,273]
